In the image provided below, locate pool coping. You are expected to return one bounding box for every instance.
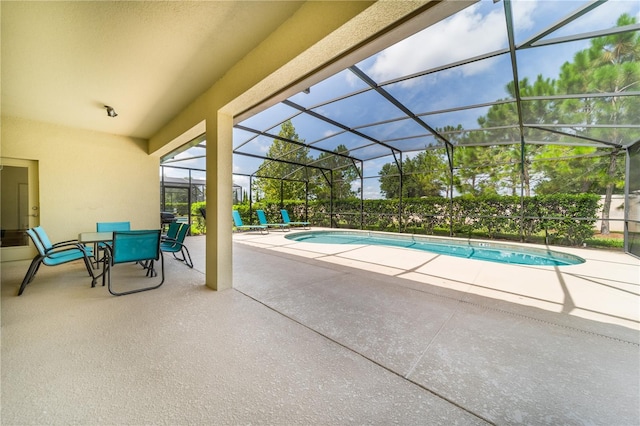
[233,227,640,332]
[284,229,586,266]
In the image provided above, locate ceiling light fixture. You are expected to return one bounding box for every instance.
[104,105,118,117]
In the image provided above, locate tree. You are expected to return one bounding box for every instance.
[379,161,402,199]
[369,13,638,216]
[254,121,311,201]
[539,13,639,233]
[587,14,640,233]
[408,150,448,197]
[310,144,358,200]
[464,76,558,196]
[534,146,614,194]
[379,149,447,198]
[452,146,499,196]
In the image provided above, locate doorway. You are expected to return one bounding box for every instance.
[1,158,39,261]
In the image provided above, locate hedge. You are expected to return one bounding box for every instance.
[230,193,600,246]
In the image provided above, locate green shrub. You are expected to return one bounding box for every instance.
[190,201,207,235]
[584,238,624,249]
[230,194,600,247]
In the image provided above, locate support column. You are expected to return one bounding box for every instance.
[205,112,233,291]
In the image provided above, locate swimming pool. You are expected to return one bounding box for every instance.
[285,230,585,266]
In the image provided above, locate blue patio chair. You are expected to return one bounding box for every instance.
[256,209,289,232]
[105,229,164,296]
[160,222,193,268]
[162,221,181,240]
[280,209,310,229]
[19,227,95,296]
[95,221,130,263]
[232,210,268,234]
[97,221,131,234]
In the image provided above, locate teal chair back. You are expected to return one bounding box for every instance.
[32,226,54,250]
[175,223,189,244]
[97,221,130,232]
[27,228,47,255]
[162,223,188,249]
[97,222,130,249]
[108,230,164,296]
[232,210,244,227]
[165,222,181,241]
[256,210,268,225]
[160,223,193,268]
[111,230,160,265]
[280,209,291,224]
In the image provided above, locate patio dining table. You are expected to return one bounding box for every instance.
[78,231,113,245]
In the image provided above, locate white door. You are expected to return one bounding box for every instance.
[1,158,39,261]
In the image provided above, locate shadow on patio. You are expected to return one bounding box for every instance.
[1,234,639,425]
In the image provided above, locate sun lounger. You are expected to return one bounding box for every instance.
[256,210,290,232]
[280,209,310,229]
[232,210,268,234]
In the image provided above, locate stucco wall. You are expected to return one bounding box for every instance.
[596,195,632,233]
[1,116,159,243]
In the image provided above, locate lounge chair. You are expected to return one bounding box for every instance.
[232,210,268,234]
[256,209,289,232]
[160,222,193,268]
[19,227,95,295]
[280,209,310,229]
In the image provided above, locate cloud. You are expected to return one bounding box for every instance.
[344,68,362,88]
[233,175,249,189]
[367,2,512,84]
[257,139,270,154]
[323,129,340,138]
[511,0,537,31]
[554,0,639,34]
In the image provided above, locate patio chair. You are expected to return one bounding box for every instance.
[280,209,310,229]
[256,209,289,232]
[160,222,193,268]
[19,227,95,296]
[232,210,268,234]
[97,221,131,233]
[162,221,181,240]
[105,230,164,296]
[95,221,130,263]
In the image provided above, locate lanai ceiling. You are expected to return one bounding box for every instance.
[1,1,304,139]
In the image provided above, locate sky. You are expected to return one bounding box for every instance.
[162,0,640,200]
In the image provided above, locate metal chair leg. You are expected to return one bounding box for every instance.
[18,256,43,296]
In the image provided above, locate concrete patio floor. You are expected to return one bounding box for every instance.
[1,230,639,425]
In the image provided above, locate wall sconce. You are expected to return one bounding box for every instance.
[104,105,118,117]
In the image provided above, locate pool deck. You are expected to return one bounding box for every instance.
[234,227,640,331]
[230,228,639,424]
[2,229,639,424]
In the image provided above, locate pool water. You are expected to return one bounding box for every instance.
[285,230,585,266]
